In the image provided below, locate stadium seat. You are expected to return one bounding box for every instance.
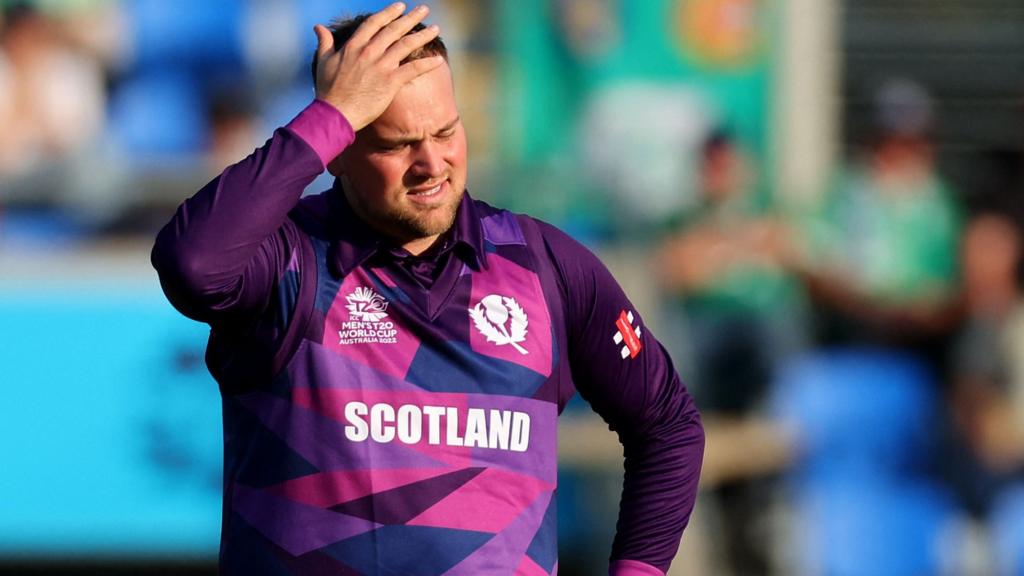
[770,348,940,483]
[107,70,207,161]
[794,478,956,576]
[991,483,1024,575]
[124,0,245,73]
[771,349,958,575]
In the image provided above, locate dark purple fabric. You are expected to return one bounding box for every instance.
[536,222,705,571]
[151,102,704,573]
[151,129,317,327]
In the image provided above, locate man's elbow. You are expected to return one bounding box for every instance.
[153,233,204,297]
[151,236,240,322]
[681,395,706,458]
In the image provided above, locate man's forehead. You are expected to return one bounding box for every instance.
[367,114,461,140]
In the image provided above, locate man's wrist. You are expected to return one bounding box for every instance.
[284,99,356,167]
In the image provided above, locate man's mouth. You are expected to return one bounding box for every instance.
[407,180,448,202]
[405,182,442,195]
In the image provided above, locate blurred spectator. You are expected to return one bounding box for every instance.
[778,78,1007,572]
[655,130,805,575]
[943,201,1024,518]
[0,3,105,181]
[0,1,131,240]
[657,130,804,414]
[790,78,962,355]
[205,87,260,174]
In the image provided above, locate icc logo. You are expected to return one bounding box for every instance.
[346,287,389,322]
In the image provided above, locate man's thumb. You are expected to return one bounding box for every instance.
[314,24,334,58]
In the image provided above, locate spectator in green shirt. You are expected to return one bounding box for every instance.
[789,78,962,350]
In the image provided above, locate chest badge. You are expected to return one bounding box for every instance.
[338,286,397,345]
[469,294,529,355]
[346,287,389,321]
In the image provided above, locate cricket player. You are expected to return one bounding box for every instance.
[152,4,704,574]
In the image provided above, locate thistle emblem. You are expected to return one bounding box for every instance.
[346,287,389,322]
[469,294,529,355]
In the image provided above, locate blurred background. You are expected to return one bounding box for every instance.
[2,0,1024,574]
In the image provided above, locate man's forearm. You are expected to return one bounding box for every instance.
[151,101,353,323]
[611,381,705,575]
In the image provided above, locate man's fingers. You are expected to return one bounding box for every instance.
[347,2,407,49]
[381,24,440,67]
[314,24,334,59]
[393,54,445,85]
[364,4,430,58]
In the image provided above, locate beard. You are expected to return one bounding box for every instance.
[385,192,462,240]
[343,177,464,247]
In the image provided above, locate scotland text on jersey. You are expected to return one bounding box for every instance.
[343,402,532,452]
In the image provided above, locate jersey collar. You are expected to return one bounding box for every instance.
[325,178,487,278]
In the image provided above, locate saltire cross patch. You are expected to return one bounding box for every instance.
[613,309,642,359]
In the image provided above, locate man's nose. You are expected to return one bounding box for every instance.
[410,139,446,177]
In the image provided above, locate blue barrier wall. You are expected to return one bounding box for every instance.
[0,282,222,559]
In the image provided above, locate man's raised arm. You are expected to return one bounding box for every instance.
[151,2,444,325]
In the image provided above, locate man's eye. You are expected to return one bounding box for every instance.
[377,143,406,152]
[436,131,455,141]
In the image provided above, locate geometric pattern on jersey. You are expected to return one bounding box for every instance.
[406,340,548,397]
[322,525,494,575]
[525,494,560,573]
[328,467,484,522]
[218,204,561,575]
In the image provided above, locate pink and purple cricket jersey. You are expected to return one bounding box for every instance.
[152,101,704,575]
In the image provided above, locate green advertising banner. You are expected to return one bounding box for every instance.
[497,0,775,239]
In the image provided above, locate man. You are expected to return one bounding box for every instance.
[152,4,703,575]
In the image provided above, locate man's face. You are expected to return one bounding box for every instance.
[332,62,467,252]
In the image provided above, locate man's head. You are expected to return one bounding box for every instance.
[314,14,465,255]
[310,15,448,87]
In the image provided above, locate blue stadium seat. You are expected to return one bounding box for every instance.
[124,0,245,73]
[771,349,957,575]
[107,71,207,160]
[770,348,940,483]
[991,484,1024,575]
[794,478,956,576]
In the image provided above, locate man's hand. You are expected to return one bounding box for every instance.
[314,2,443,131]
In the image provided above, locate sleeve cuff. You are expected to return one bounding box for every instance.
[609,559,665,576]
[284,99,356,167]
